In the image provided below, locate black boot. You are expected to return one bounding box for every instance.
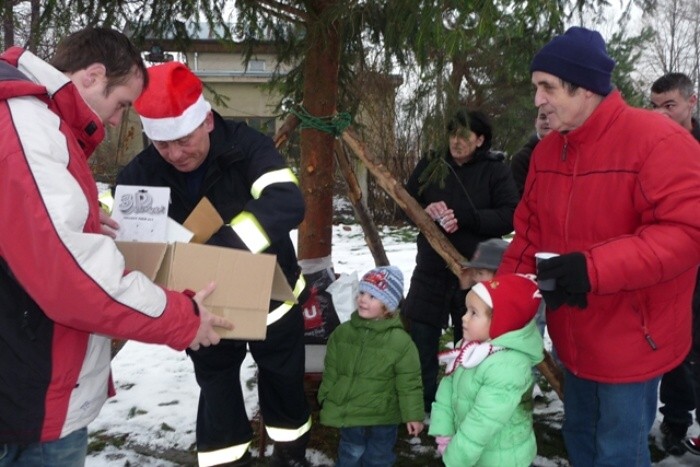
[660,420,688,456]
[269,431,310,467]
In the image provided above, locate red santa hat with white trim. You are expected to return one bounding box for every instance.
[471,273,542,339]
[134,61,211,141]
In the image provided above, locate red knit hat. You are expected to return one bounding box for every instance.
[471,273,541,339]
[134,62,211,141]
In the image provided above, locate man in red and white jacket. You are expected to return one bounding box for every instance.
[0,28,231,465]
[499,27,700,466]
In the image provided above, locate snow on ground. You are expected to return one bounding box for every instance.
[86,224,700,466]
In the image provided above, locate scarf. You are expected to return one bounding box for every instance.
[438,340,505,376]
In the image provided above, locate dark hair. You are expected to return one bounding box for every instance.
[50,27,148,95]
[651,72,695,99]
[446,109,493,151]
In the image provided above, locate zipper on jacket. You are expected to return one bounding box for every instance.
[642,325,657,350]
[637,296,658,350]
[563,137,576,243]
[341,327,368,423]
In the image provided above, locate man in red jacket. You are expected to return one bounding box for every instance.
[499,27,700,466]
[0,28,231,466]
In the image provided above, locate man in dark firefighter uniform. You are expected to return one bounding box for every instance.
[117,61,310,467]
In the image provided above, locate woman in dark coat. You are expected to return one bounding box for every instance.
[402,109,519,412]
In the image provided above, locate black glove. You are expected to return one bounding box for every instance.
[537,252,590,309]
[540,288,568,311]
[541,286,588,310]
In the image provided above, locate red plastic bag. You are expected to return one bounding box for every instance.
[302,286,323,331]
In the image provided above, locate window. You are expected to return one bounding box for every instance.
[246,60,266,73]
[243,117,276,138]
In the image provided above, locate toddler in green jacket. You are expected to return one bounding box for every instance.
[429,273,544,466]
[318,265,424,466]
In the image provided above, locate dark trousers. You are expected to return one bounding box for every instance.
[659,277,700,433]
[408,320,442,413]
[187,305,310,454]
[659,357,695,429]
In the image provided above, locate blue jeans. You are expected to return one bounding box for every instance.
[336,425,397,467]
[0,427,87,467]
[562,370,659,467]
[408,321,442,413]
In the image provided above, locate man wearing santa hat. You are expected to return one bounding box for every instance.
[117,61,310,467]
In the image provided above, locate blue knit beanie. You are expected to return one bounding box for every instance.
[359,266,404,312]
[530,27,615,96]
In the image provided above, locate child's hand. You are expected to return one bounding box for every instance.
[406,421,424,436]
[435,435,451,455]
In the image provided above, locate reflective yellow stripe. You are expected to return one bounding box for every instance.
[267,275,306,325]
[292,274,306,297]
[250,168,299,199]
[230,212,270,253]
[198,441,251,467]
[265,416,312,442]
[267,302,293,325]
[98,191,114,214]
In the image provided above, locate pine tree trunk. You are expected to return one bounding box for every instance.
[297,1,342,262]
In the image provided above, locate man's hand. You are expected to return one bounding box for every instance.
[189,282,234,351]
[537,252,590,309]
[99,210,119,238]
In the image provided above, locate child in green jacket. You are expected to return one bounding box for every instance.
[318,266,424,466]
[429,273,544,466]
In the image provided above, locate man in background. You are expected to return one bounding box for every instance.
[651,72,700,138]
[510,109,552,197]
[651,72,700,456]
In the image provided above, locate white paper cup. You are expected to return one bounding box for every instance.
[535,252,559,291]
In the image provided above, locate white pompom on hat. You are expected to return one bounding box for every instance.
[134,61,211,141]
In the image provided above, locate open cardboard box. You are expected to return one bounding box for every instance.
[116,197,295,340]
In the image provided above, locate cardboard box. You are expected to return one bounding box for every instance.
[182,197,223,244]
[117,241,295,340]
[115,197,295,340]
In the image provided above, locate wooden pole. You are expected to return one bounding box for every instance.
[333,140,390,266]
